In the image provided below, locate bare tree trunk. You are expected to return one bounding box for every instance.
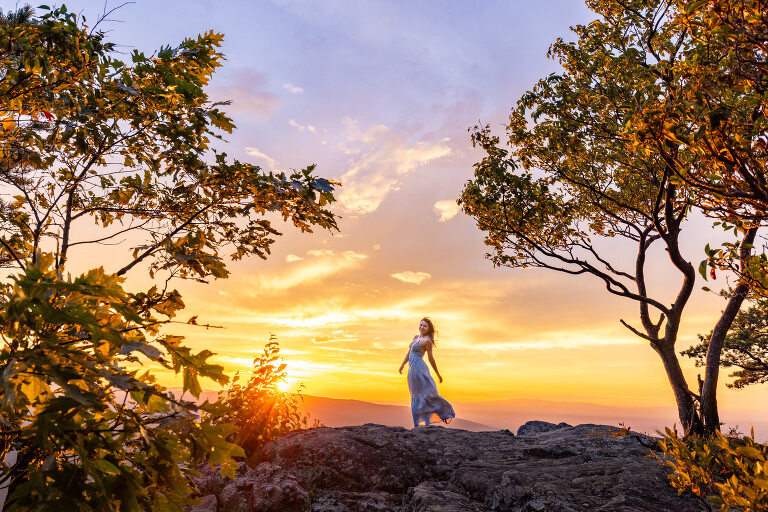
[700,227,758,435]
[653,340,703,435]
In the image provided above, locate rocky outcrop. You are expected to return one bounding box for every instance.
[190,421,703,512]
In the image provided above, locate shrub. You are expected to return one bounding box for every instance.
[212,337,318,462]
[659,426,768,511]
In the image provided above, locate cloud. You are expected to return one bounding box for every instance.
[212,293,434,332]
[307,249,334,257]
[254,250,368,290]
[286,254,303,263]
[209,70,278,119]
[218,356,342,378]
[433,200,460,222]
[391,271,432,285]
[312,333,356,344]
[336,120,452,214]
[289,119,317,133]
[244,147,278,169]
[283,82,304,94]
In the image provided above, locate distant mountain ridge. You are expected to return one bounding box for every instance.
[299,395,496,431]
[298,395,670,433]
[177,389,767,440]
[300,395,768,439]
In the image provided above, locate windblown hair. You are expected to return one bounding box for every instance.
[421,317,437,345]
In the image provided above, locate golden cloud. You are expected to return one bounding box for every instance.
[336,121,452,214]
[391,271,432,285]
[433,199,461,222]
[254,249,368,291]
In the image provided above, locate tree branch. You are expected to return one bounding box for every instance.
[115,202,215,276]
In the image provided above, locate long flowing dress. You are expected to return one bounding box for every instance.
[407,338,455,427]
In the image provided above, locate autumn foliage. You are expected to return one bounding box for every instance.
[660,427,768,511]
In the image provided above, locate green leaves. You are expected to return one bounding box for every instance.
[1,7,338,283]
[0,257,235,511]
[197,422,244,478]
[684,302,768,390]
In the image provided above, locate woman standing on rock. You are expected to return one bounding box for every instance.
[399,317,455,427]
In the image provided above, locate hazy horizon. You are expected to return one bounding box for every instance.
[187,389,768,442]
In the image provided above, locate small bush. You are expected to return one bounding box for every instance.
[659,426,768,511]
[212,337,318,462]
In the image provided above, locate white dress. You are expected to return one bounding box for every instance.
[407,338,455,426]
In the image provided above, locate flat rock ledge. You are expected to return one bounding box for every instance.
[190,421,703,512]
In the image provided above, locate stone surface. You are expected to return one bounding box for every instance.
[188,494,217,512]
[515,421,572,437]
[191,421,703,512]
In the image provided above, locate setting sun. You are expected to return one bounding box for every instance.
[276,380,290,393]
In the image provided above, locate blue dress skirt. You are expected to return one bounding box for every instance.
[407,339,455,427]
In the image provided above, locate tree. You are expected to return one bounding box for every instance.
[0,5,338,510]
[460,0,762,435]
[684,302,768,390]
[0,256,243,511]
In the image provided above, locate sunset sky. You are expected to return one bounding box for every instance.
[53,0,767,422]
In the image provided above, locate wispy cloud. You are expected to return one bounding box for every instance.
[391,271,432,285]
[283,82,304,94]
[245,147,278,169]
[307,249,334,257]
[213,294,435,332]
[209,70,278,119]
[289,119,317,133]
[285,254,304,263]
[434,200,460,222]
[465,337,639,353]
[312,332,358,344]
[336,120,452,214]
[254,250,368,291]
[218,356,343,378]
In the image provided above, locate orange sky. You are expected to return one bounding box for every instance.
[55,0,768,425]
[154,213,768,418]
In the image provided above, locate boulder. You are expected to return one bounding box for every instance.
[516,420,572,436]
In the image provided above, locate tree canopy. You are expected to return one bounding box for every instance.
[0,6,338,510]
[684,302,768,390]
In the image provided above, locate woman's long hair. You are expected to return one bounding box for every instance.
[421,317,437,346]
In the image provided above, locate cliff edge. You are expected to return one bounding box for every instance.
[191,421,703,512]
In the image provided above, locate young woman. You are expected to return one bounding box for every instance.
[398,317,455,427]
